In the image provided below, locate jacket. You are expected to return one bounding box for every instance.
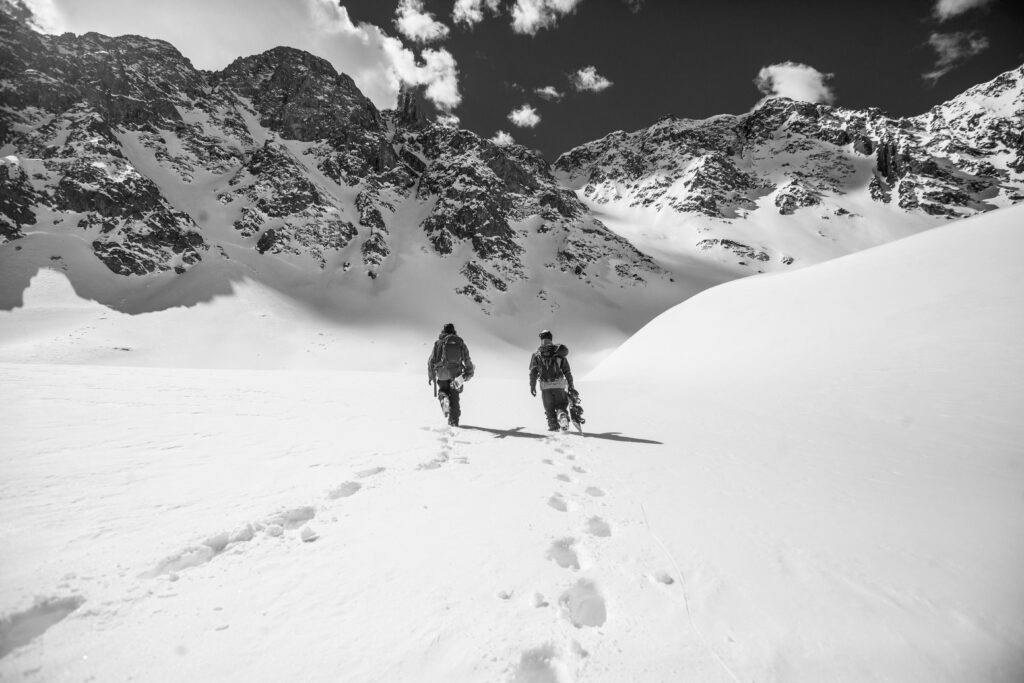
[428,333,474,381]
[529,341,574,392]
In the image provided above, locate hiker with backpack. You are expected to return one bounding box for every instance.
[427,323,475,427]
[529,329,579,432]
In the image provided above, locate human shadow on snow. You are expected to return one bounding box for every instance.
[460,425,548,439]
[461,425,662,445]
[580,431,662,445]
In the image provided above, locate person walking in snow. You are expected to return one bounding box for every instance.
[529,329,576,431]
[427,323,475,427]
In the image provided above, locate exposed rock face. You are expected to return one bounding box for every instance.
[0,4,664,306]
[556,69,1024,267]
[2,1,1022,306]
[0,157,38,240]
[210,46,382,142]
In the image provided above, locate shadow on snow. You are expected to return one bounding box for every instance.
[460,425,662,445]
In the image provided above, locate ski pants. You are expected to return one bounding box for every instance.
[541,388,568,429]
[437,379,461,423]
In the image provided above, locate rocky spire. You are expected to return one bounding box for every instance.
[394,85,429,130]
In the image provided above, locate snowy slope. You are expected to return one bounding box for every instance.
[555,65,1024,277]
[591,202,1024,398]
[2,209,1022,682]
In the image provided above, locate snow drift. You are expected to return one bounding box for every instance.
[592,202,1024,419]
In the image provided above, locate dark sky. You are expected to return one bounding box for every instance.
[342,0,1024,160]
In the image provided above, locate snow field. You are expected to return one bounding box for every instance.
[0,365,722,682]
[1,205,1023,681]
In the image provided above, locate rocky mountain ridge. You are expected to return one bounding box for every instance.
[0,6,664,321]
[2,2,1023,323]
[555,65,1024,270]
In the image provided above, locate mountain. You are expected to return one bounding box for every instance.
[1,1,1022,357]
[555,66,1024,274]
[0,4,683,352]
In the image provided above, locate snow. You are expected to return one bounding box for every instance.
[1,206,1023,681]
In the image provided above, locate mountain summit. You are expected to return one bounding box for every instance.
[1,2,1022,342]
[555,64,1024,273]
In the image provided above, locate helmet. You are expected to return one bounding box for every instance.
[538,329,552,340]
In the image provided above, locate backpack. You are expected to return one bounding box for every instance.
[434,334,464,379]
[538,344,567,382]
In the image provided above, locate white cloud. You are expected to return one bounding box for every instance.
[535,85,563,100]
[490,130,515,146]
[622,0,644,13]
[508,104,541,128]
[21,0,62,31]
[510,0,584,36]
[452,0,501,27]
[394,0,450,43]
[923,30,989,83]
[436,113,461,127]
[933,0,995,22]
[384,43,462,111]
[571,65,613,93]
[754,61,836,104]
[20,0,461,113]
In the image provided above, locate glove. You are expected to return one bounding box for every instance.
[530,386,537,397]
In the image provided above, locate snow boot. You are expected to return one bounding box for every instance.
[557,409,570,432]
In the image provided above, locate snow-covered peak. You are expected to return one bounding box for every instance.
[555,63,1024,276]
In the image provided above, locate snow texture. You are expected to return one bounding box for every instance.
[1,205,1022,682]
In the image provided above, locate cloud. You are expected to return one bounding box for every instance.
[571,65,613,93]
[622,0,645,12]
[394,0,450,43]
[20,0,461,113]
[932,0,995,22]
[385,43,462,110]
[922,30,989,83]
[490,130,515,146]
[510,0,584,35]
[754,61,836,104]
[535,85,564,100]
[19,0,61,31]
[508,104,541,128]
[452,0,501,27]
[436,113,461,127]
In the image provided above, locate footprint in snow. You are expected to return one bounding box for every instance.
[547,495,568,512]
[509,644,562,683]
[356,467,385,478]
[327,482,362,499]
[555,473,571,483]
[572,465,587,474]
[653,571,675,586]
[418,452,449,470]
[546,537,580,570]
[585,516,611,537]
[141,507,316,578]
[264,506,316,529]
[560,580,607,628]
[0,596,86,658]
[584,486,605,497]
